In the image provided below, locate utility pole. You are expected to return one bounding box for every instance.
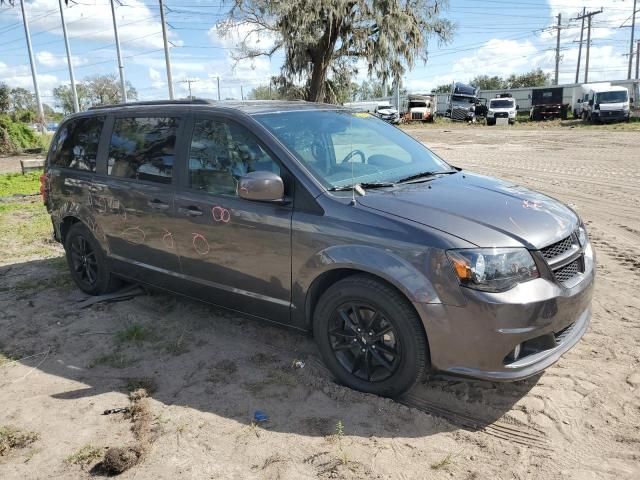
[576,9,603,83]
[554,13,562,85]
[110,0,127,103]
[628,0,638,79]
[585,15,592,83]
[19,0,44,125]
[179,78,198,98]
[58,0,79,113]
[575,7,585,84]
[159,0,174,99]
[636,40,640,79]
[216,76,221,101]
[240,85,244,101]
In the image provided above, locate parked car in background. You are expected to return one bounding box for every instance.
[486,95,518,125]
[42,99,595,397]
[374,101,400,124]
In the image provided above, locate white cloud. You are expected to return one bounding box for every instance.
[407,38,540,91]
[0,62,59,104]
[36,50,88,68]
[545,0,633,41]
[9,0,179,50]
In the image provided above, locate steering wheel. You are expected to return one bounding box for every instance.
[341,149,366,164]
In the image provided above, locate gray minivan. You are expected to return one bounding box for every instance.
[42,100,595,397]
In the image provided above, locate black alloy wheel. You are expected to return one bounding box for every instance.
[69,235,98,289]
[314,274,429,397]
[329,303,401,383]
[64,222,121,295]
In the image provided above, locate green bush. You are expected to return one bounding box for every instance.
[0,115,50,154]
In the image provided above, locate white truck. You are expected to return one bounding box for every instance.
[577,83,631,123]
[404,94,435,122]
[486,95,518,125]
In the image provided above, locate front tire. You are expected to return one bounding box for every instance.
[64,222,120,295]
[313,274,428,397]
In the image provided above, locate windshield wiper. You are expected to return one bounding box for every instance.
[396,170,457,184]
[328,182,396,192]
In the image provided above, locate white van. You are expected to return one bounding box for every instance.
[579,84,630,123]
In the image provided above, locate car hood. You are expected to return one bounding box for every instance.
[357,172,578,249]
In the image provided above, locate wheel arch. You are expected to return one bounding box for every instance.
[304,268,431,350]
[305,268,433,374]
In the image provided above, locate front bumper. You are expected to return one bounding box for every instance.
[592,110,629,122]
[415,253,595,381]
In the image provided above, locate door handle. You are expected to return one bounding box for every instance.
[148,199,170,210]
[178,206,203,217]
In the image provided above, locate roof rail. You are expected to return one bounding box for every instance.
[88,98,214,110]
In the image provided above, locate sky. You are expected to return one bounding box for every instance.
[0,0,637,107]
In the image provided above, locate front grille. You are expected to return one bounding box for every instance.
[452,108,469,120]
[541,235,574,261]
[495,112,508,118]
[554,322,575,345]
[411,112,423,120]
[554,259,581,284]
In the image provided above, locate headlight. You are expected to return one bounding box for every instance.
[577,224,588,246]
[446,248,539,292]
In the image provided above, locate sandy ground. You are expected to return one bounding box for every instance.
[1,127,639,479]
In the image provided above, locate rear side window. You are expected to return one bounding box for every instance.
[49,116,104,172]
[107,117,178,184]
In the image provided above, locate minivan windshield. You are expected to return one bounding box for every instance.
[255,110,453,189]
[489,99,514,109]
[597,90,628,103]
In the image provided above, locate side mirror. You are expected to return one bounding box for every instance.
[516,105,520,110]
[238,171,284,202]
[588,100,594,106]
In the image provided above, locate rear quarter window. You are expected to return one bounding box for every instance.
[48,116,105,172]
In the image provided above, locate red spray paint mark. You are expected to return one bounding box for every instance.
[162,229,175,249]
[122,226,146,245]
[192,233,210,255]
[211,205,230,223]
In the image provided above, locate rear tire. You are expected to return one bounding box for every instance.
[64,222,120,295]
[313,274,428,398]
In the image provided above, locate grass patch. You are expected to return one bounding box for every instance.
[430,453,453,470]
[89,352,137,369]
[0,196,59,261]
[115,324,152,344]
[64,444,103,467]
[0,352,16,367]
[0,171,42,197]
[0,426,39,456]
[8,273,72,292]
[124,378,157,395]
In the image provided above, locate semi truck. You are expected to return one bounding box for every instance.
[448,82,483,122]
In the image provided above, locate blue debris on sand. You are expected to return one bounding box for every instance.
[254,410,268,423]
